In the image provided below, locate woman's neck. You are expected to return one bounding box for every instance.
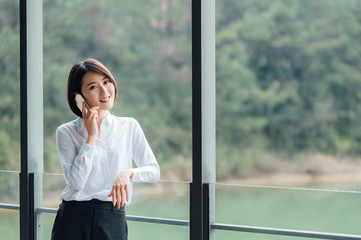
[97,110,109,125]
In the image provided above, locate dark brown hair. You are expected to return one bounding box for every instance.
[67,58,118,117]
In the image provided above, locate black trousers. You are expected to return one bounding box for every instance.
[51,199,128,240]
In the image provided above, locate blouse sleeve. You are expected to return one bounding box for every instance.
[131,119,160,182]
[56,126,94,190]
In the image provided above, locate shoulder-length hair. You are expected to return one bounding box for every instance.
[67,58,118,117]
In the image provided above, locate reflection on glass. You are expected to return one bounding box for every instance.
[215,183,361,235]
[216,0,361,189]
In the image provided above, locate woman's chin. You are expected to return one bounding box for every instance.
[99,104,113,112]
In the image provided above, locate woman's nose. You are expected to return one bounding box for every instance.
[99,85,108,95]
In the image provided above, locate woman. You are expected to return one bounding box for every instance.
[51,58,160,240]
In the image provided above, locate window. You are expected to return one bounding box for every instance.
[215,0,361,238]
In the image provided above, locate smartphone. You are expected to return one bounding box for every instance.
[75,93,91,113]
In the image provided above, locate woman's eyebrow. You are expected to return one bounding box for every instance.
[86,77,107,87]
[87,82,96,87]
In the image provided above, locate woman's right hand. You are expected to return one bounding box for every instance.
[82,102,100,145]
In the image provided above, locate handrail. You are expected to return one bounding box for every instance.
[215,183,361,194]
[0,203,20,210]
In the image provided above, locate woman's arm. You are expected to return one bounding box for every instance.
[108,118,160,208]
[56,127,94,191]
[56,103,100,190]
[131,119,160,182]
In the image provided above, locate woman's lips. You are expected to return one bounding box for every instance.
[100,96,111,103]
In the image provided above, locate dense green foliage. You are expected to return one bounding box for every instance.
[1,0,361,179]
[216,0,361,177]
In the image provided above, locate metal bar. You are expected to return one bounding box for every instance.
[0,203,20,210]
[126,215,189,226]
[36,207,57,214]
[211,223,361,240]
[29,173,34,240]
[19,0,43,238]
[200,0,216,239]
[203,183,210,239]
[215,183,361,194]
[19,0,29,238]
[191,0,203,239]
[0,170,20,174]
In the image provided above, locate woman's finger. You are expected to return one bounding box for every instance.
[116,186,121,209]
[121,187,125,207]
[112,189,116,206]
[82,102,86,118]
[108,188,116,206]
[84,101,90,111]
[125,184,129,202]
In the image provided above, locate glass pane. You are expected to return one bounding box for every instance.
[43,173,66,208]
[43,213,55,239]
[0,171,19,205]
[216,183,361,235]
[126,181,189,220]
[0,209,19,239]
[0,0,20,171]
[128,221,188,240]
[216,0,361,188]
[43,0,192,182]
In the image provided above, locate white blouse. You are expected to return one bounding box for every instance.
[56,113,160,204]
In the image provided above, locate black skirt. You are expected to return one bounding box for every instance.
[51,199,128,240]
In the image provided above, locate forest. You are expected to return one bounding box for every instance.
[1,0,361,181]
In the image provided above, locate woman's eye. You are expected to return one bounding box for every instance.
[90,86,96,90]
[104,80,109,84]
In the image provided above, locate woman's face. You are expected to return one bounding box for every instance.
[81,71,115,111]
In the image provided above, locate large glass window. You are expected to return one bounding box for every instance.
[0,0,20,172]
[42,0,191,239]
[43,0,192,178]
[0,0,20,238]
[216,0,361,237]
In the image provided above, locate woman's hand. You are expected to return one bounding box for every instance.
[108,169,133,208]
[82,102,100,145]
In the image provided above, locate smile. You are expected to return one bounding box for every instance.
[100,96,111,103]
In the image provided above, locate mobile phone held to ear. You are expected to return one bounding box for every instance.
[75,93,91,113]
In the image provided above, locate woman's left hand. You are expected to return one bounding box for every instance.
[108,169,133,208]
